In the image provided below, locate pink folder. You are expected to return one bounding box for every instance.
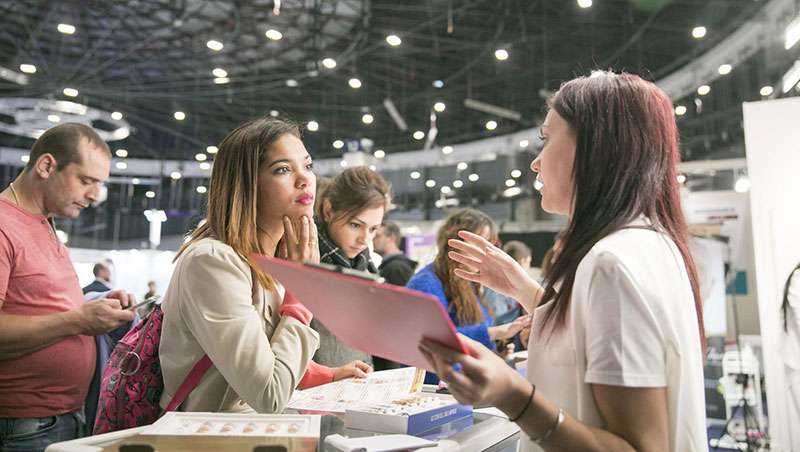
[252,255,469,372]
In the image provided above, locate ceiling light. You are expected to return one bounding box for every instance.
[47,114,60,123]
[374,149,385,159]
[145,190,156,199]
[786,16,800,50]
[734,176,751,193]
[173,111,186,121]
[675,105,687,116]
[333,140,344,149]
[453,180,464,188]
[132,178,140,185]
[362,113,374,124]
[206,40,224,51]
[213,77,230,84]
[434,102,446,112]
[485,120,498,130]
[441,186,451,194]
[20,155,29,163]
[115,149,128,158]
[199,162,211,170]
[413,130,425,140]
[19,64,36,74]
[505,179,516,187]
[457,162,468,171]
[718,64,732,75]
[760,85,774,96]
[212,68,227,78]
[265,29,283,40]
[520,139,530,148]
[62,87,78,97]
[206,146,218,154]
[494,49,509,61]
[111,111,123,120]
[503,186,523,197]
[511,169,522,178]
[115,161,127,170]
[410,171,421,179]
[307,120,319,131]
[697,85,711,96]
[195,153,207,161]
[468,173,479,182]
[270,110,279,117]
[57,23,76,35]
[442,145,453,154]
[196,186,207,194]
[692,26,707,39]
[348,78,362,89]
[577,0,592,8]
[425,179,436,188]
[170,171,182,180]
[340,160,348,168]
[433,80,445,89]
[286,79,299,87]
[322,58,337,69]
[677,174,687,184]
[386,35,402,46]
[782,60,800,93]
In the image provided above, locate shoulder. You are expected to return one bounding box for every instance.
[177,238,250,276]
[406,264,440,288]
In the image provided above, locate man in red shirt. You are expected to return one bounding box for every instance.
[0,123,136,451]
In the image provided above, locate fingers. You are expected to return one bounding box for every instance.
[457,230,493,248]
[283,216,297,246]
[101,298,122,310]
[448,238,486,259]
[353,360,373,373]
[447,250,483,269]
[299,216,310,250]
[119,292,135,309]
[278,239,288,259]
[420,338,469,364]
[452,268,481,284]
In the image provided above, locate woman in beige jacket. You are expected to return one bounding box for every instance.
[159,117,370,413]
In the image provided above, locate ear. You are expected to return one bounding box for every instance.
[34,153,58,179]
[322,199,333,222]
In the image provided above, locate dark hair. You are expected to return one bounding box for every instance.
[502,240,531,262]
[433,209,498,324]
[783,263,800,331]
[177,117,302,292]
[26,123,110,172]
[321,167,391,224]
[539,71,704,346]
[92,263,108,276]
[381,221,402,245]
[541,230,566,276]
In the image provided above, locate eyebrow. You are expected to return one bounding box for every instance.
[351,217,380,227]
[80,175,103,183]
[267,154,311,167]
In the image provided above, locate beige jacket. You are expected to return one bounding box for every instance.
[159,238,319,413]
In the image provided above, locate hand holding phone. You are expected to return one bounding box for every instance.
[128,295,160,311]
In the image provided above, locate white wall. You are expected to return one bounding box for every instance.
[743,97,800,451]
[70,248,177,300]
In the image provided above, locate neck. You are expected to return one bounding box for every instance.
[383,244,401,256]
[3,173,48,216]
[257,218,284,256]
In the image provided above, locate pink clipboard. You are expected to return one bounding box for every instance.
[252,255,469,372]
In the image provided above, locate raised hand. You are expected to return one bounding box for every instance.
[281,215,320,264]
[448,230,542,309]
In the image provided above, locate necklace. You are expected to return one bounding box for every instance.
[9,182,20,205]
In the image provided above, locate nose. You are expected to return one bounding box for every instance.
[295,171,310,189]
[357,229,368,245]
[86,183,101,203]
[531,155,541,174]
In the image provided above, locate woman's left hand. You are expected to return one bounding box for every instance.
[333,360,373,381]
[280,215,320,264]
[419,334,526,408]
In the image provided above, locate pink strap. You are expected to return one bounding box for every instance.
[164,355,212,412]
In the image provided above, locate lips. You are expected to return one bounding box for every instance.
[295,193,314,205]
[75,202,88,209]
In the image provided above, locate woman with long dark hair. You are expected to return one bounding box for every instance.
[419,72,707,451]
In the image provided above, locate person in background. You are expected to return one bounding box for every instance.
[492,240,535,351]
[0,123,136,451]
[312,166,390,369]
[82,263,112,294]
[373,221,418,286]
[406,208,530,383]
[144,281,157,300]
[421,71,707,451]
[540,230,565,280]
[158,118,369,415]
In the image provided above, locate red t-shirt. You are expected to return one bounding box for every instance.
[0,198,95,417]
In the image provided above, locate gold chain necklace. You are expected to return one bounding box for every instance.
[8,182,20,205]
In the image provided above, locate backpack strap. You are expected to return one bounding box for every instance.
[164,354,213,412]
[164,267,262,413]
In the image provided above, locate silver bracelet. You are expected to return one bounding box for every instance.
[533,408,565,444]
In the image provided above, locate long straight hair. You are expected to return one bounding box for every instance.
[176,117,301,292]
[540,72,704,346]
[433,209,498,324]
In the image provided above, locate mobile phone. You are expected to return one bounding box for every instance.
[128,295,160,311]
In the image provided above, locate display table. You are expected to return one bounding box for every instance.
[45,410,519,452]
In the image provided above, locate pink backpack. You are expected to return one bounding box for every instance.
[92,305,211,434]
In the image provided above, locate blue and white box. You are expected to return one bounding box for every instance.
[344,395,473,435]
